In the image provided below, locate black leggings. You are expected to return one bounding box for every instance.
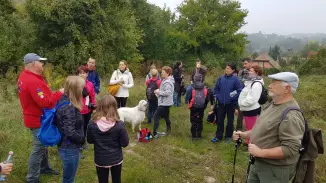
[96,164,122,183]
[114,97,128,108]
[82,112,92,136]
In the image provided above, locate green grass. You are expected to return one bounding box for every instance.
[0,74,326,183]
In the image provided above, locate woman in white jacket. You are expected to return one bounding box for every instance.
[238,65,264,145]
[110,60,134,108]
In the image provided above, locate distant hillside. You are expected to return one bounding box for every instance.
[246,32,326,53]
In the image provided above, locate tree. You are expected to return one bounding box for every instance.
[170,0,248,67]
[301,41,320,58]
[269,45,281,61]
[0,0,35,78]
[299,48,326,75]
[132,0,173,61]
[26,0,142,75]
[251,52,259,59]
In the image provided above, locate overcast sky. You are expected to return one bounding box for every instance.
[147,0,326,35]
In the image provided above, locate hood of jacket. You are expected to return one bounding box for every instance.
[95,117,116,132]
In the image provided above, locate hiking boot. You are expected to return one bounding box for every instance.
[225,137,232,144]
[40,168,59,175]
[211,137,222,143]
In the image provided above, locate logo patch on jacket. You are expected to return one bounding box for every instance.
[18,81,23,93]
[37,88,44,98]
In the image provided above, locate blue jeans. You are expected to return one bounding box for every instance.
[147,100,158,123]
[185,84,193,104]
[26,128,52,183]
[58,148,80,183]
[173,91,181,107]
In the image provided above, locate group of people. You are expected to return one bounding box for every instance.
[143,58,306,183]
[13,52,306,183]
[17,53,129,183]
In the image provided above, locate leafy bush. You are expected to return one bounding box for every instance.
[295,75,326,120]
[43,64,67,90]
[298,48,326,76]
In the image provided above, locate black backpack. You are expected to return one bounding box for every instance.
[146,80,158,101]
[251,81,268,105]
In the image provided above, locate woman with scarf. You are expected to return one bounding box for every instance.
[109,60,134,108]
[238,65,264,145]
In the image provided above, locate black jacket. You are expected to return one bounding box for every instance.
[173,67,182,93]
[87,120,129,166]
[54,95,85,149]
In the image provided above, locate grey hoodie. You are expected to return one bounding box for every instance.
[157,76,175,106]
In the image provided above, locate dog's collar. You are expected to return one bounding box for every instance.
[139,108,146,112]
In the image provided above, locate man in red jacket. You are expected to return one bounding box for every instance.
[18,53,64,183]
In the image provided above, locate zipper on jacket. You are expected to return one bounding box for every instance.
[224,76,227,106]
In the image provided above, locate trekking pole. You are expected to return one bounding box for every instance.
[244,155,255,183]
[231,138,242,183]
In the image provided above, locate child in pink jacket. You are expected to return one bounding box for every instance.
[77,66,97,149]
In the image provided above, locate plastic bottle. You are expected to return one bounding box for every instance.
[230,90,237,97]
[0,151,14,182]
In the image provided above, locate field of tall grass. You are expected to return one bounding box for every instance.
[0,70,325,183]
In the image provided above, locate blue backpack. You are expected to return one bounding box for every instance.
[38,101,70,147]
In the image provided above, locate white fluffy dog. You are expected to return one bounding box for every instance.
[118,100,148,132]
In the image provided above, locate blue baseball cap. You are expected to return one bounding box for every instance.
[23,53,47,64]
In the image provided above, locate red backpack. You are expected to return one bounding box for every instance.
[137,128,152,143]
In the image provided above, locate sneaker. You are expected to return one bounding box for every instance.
[192,137,201,141]
[157,132,166,136]
[40,168,59,175]
[82,143,88,150]
[225,137,232,143]
[153,134,159,139]
[211,137,222,143]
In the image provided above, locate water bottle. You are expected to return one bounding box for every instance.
[230,90,237,97]
[0,151,14,182]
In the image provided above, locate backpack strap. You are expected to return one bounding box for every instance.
[281,107,306,121]
[250,81,263,88]
[204,88,208,96]
[281,107,309,153]
[281,107,307,130]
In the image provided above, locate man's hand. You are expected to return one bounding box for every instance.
[233,131,245,142]
[0,163,13,175]
[154,89,159,94]
[248,143,263,157]
[59,88,64,93]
